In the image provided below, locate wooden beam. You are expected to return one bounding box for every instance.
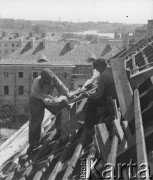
[131,54,139,71]
[121,121,133,146]
[113,119,127,149]
[112,100,126,144]
[62,128,87,180]
[140,49,149,65]
[95,123,111,163]
[122,169,129,180]
[131,62,153,74]
[104,134,119,180]
[134,89,149,179]
[110,57,134,122]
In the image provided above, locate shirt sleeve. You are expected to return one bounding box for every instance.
[82,70,100,89]
[53,75,70,97]
[88,74,106,99]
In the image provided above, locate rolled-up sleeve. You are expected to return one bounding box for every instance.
[53,75,69,97]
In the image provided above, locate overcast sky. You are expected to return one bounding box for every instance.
[0,0,153,24]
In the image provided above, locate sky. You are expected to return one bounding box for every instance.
[0,0,153,24]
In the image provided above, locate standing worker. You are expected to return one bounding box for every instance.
[28,68,71,153]
[82,58,118,128]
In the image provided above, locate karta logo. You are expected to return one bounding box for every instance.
[80,158,151,179]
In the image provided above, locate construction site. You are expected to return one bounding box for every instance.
[0,35,153,180]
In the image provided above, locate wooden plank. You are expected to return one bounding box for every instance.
[62,128,87,180]
[134,89,149,180]
[112,99,126,145]
[95,123,111,163]
[132,62,153,73]
[140,50,149,65]
[110,57,134,122]
[104,134,119,180]
[60,98,87,139]
[122,169,129,180]
[113,119,127,149]
[131,54,139,71]
[48,135,75,180]
[121,121,133,146]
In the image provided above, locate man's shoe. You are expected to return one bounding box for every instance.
[27,145,35,154]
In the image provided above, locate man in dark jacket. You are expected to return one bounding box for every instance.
[28,68,70,153]
[82,58,118,128]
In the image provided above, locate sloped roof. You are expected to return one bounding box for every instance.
[0,40,117,65]
[0,41,66,65]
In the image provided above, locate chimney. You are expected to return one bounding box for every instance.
[30,38,34,48]
[42,38,47,48]
[122,33,129,50]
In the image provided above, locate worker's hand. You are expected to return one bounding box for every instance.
[43,97,55,105]
[84,83,93,90]
[59,96,69,108]
[67,92,77,100]
[81,91,89,98]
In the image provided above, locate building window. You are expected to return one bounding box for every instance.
[12,50,15,52]
[5,50,8,54]
[18,86,24,95]
[18,72,24,78]
[62,72,68,78]
[33,72,38,78]
[5,44,7,47]
[3,72,9,78]
[12,44,15,47]
[17,44,19,47]
[4,86,9,95]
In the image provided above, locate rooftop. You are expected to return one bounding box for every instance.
[0,39,120,65]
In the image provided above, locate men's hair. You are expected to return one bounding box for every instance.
[40,68,55,82]
[92,58,107,70]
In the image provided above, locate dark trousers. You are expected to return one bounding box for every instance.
[29,95,62,146]
[84,96,116,129]
[84,98,107,128]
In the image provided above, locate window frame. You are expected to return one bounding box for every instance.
[18,85,24,95]
[3,72,9,78]
[4,85,9,95]
[32,72,39,79]
[18,72,24,78]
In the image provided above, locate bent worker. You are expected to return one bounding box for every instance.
[82,58,118,128]
[28,68,71,153]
